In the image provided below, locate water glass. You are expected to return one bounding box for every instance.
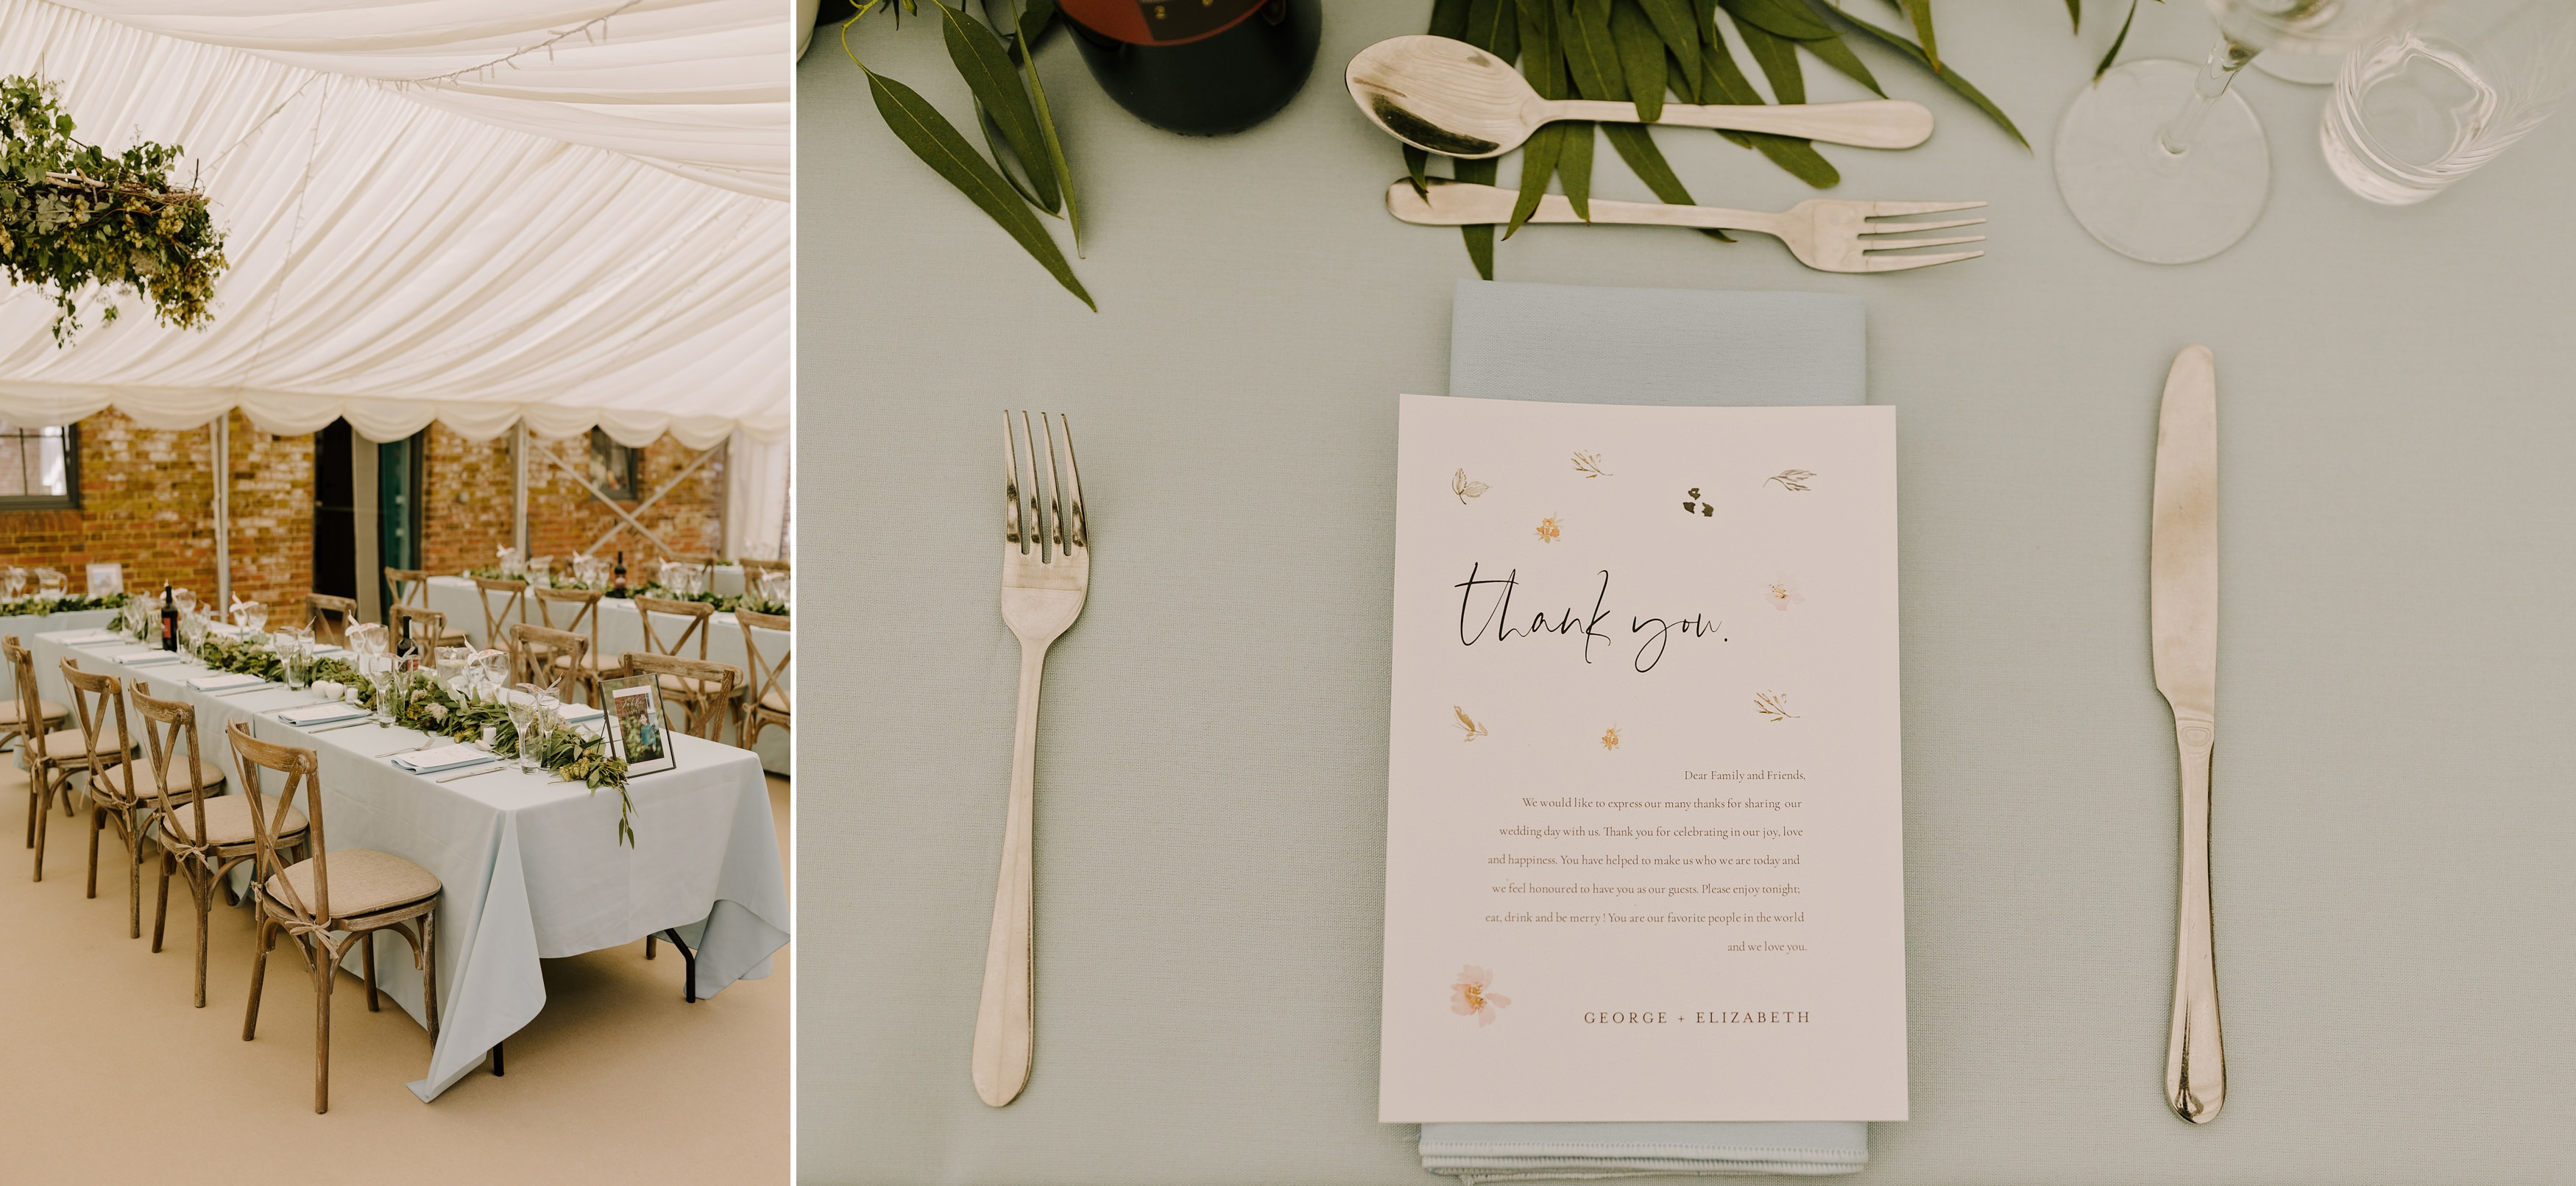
[179,611,207,653]
[436,645,474,685]
[34,569,64,601]
[2,567,24,600]
[370,660,399,725]
[280,638,311,692]
[2325,0,2576,205]
[498,546,524,578]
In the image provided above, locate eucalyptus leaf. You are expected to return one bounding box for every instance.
[1008,2,1083,255]
[2067,0,2082,32]
[1431,0,1474,40]
[1517,0,1565,99]
[1610,0,1669,121]
[856,61,1094,308]
[1507,122,1565,238]
[1717,0,1833,41]
[1804,32,1883,95]
[1734,14,1805,104]
[977,101,1050,210]
[1405,144,1432,196]
[1462,0,1520,60]
[1635,0,1702,95]
[2095,0,2143,82]
[1563,0,1625,102]
[1699,8,1839,187]
[1899,0,1939,72]
[1558,121,1595,219]
[1601,124,1732,240]
[941,1,1057,211]
[1456,156,1500,279]
[1805,0,2025,148]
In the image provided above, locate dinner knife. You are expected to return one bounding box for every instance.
[2151,344,2223,1123]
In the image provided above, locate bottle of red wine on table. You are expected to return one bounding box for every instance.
[160,582,178,652]
[1057,0,1321,135]
[613,550,628,594]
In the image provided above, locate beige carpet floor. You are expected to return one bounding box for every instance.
[1,773,790,1185]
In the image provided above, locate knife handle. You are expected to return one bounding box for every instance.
[2166,715,2224,1123]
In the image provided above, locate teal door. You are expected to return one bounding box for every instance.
[377,433,425,608]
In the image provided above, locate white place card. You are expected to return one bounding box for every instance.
[1379,394,1908,1123]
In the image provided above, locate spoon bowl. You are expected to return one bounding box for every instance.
[1346,35,1935,158]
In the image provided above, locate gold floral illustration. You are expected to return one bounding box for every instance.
[1766,469,1816,491]
[1451,469,1490,505]
[1535,516,1562,543]
[1680,488,1713,517]
[1451,965,1512,1026]
[1755,691,1799,722]
[1766,573,1805,612]
[1600,725,1621,750]
[1454,706,1489,742]
[1571,451,1611,479]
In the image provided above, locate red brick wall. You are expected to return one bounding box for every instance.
[1,413,724,603]
[0,408,217,597]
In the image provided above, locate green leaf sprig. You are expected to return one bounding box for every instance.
[1,76,228,345]
[841,0,1091,308]
[0,591,127,618]
[1408,0,2025,279]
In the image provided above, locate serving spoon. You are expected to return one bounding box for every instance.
[1347,35,1935,158]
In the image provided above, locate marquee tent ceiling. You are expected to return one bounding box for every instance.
[0,0,785,447]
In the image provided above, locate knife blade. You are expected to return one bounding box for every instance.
[2151,344,2223,1124]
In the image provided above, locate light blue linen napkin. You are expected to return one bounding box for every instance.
[1423,280,1873,1182]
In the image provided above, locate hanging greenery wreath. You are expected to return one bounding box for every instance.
[0,75,228,345]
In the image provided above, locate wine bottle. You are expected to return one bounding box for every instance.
[613,550,628,594]
[160,582,178,652]
[1058,0,1321,136]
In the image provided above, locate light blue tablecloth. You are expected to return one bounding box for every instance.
[1418,282,1872,1180]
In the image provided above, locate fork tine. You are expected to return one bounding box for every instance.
[1020,411,1052,561]
[1038,412,1068,555]
[1055,414,1086,550]
[1002,412,1026,550]
[1861,235,1987,252]
[1861,216,1986,234]
[1861,249,1984,272]
[1864,200,1986,216]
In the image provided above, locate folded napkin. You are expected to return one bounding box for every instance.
[116,650,184,666]
[57,629,121,645]
[185,672,267,692]
[391,743,495,775]
[556,702,604,723]
[311,644,347,656]
[276,703,370,728]
[1429,280,1871,1182]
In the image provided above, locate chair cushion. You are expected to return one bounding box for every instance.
[0,697,66,728]
[138,759,226,796]
[160,793,303,848]
[548,651,612,671]
[266,848,440,920]
[755,689,790,715]
[657,671,743,699]
[30,726,129,761]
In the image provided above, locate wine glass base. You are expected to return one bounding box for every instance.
[2055,59,2271,266]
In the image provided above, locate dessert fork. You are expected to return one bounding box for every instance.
[972,411,1089,1108]
[1387,179,1986,273]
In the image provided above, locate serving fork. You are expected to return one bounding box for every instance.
[972,411,1089,1108]
[1387,179,1986,273]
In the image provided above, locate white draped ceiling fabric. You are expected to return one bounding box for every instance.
[0,0,787,450]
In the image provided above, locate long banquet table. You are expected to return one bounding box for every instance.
[423,576,790,775]
[32,629,790,1102]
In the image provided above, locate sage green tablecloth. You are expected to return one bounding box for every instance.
[802,1,2576,1182]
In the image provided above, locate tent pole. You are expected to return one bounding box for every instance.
[212,416,231,608]
[512,422,529,556]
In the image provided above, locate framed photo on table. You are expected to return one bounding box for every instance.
[599,673,677,776]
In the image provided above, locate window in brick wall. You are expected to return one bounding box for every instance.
[0,421,79,511]
[589,428,640,501]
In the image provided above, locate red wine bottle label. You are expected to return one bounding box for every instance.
[1061,0,1267,46]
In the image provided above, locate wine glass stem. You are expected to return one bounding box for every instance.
[2159,37,2262,155]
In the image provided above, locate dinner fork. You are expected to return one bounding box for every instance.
[1386,179,1986,273]
[972,411,1089,1108]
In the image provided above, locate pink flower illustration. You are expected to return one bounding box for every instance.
[1450,965,1512,1026]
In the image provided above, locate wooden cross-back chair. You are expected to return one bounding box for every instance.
[618,653,737,742]
[737,558,788,577]
[132,683,300,1007]
[63,666,219,937]
[230,722,443,1114]
[470,578,528,647]
[506,622,590,703]
[735,609,790,750]
[388,605,454,660]
[1,633,67,754]
[304,594,361,647]
[12,641,127,879]
[629,595,743,740]
[531,587,607,706]
[382,568,468,647]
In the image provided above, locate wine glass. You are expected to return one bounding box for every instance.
[171,587,197,617]
[179,611,208,654]
[370,658,400,726]
[508,686,544,772]
[34,569,64,601]
[2,567,24,600]
[278,628,313,692]
[2056,0,2421,263]
[528,555,553,587]
[499,546,524,578]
